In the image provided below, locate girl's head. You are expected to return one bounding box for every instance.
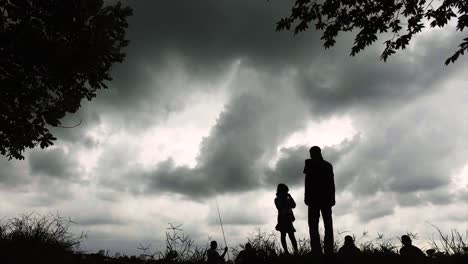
[276,183,289,195]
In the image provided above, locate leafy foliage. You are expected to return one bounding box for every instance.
[0,0,132,159]
[277,0,468,64]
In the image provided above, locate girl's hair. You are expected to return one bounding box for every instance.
[276,183,289,194]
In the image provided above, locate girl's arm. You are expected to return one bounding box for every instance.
[288,194,296,208]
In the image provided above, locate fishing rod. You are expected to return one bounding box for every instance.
[215,198,230,261]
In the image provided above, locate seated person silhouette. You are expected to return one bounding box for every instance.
[275,183,298,254]
[235,243,257,264]
[399,235,425,257]
[338,235,362,256]
[207,241,228,264]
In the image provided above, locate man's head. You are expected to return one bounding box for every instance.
[309,146,323,160]
[210,241,218,249]
[245,243,252,250]
[344,235,354,246]
[401,235,412,246]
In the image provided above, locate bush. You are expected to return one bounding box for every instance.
[0,212,85,263]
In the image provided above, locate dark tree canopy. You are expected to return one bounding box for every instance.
[0,0,132,160]
[277,0,468,64]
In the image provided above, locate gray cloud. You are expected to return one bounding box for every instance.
[357,196,395,222]
[445,210,468,222]
[419,188,455,206]
[2,0,467,255]
[141,71,310,198]
[38,0,467,200]
[206,205,268,226]
[121,0,323,75]
[75,216,129,227]
[29,148,80,179]
[67,0,318,137]
[48,104,101,146]
[265,134,360,187]
[333,83,467,210]
[394,193,424,207]
[456,188,468,202]
[294,32,466,119]
[0,157,30,187]
[95,0,468,205]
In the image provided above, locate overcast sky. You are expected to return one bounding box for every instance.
[1,0,467,256]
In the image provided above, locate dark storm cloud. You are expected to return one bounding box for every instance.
[144,78,309,197]
[23,0,459,147]
[358,205,394,222]
[294,32,466,118]
[357,196,395,222]
[15,0,465,211]
[265,134,360,187]
[47,0,465,159]
[332,82,468,207]
[1,148,80,205]
[106,0,468,203]
[29,148,80,179]
[108,0,468,204]
[67,0,323,136]
[121,0,323,76]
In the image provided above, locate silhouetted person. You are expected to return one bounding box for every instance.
[304,146,335,255]
[275,183,298,254]
[338,235,361,257]
[399,235,425,257]
[207,241,228,264]
[235,243,257,264]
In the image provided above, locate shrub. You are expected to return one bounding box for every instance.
[0,212,85,263]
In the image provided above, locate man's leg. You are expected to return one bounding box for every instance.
[308,206,322,255]
[321,206,334,255]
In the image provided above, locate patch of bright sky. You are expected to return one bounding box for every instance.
[75,60,242,174]
[282,115,357,148]
[134,61,243,168]
[135,89,227,168]
[268,115,357,168]
[452,163,468,190]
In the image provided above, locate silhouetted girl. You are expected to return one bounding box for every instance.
[275,183,298,254]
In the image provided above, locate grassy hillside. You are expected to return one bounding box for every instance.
[1,213,467,264]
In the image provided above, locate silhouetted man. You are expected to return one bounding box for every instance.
[207,241,228,264]
[304,146,335,255]
[235,243,257,264]
[399,235,425,257]
[338,235,361,257]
